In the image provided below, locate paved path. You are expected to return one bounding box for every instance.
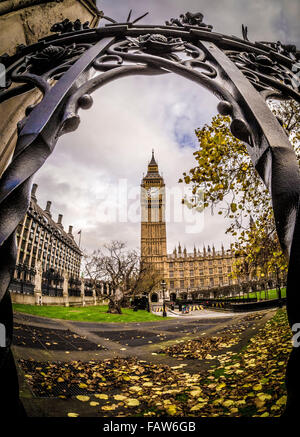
[12,308,276,417]
[13,309,234,363]
[13,309,271,365]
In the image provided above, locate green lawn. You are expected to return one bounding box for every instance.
[13,304,170,323]
[227,288,286,300]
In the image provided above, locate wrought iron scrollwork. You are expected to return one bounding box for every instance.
[226,48,300,100]
[0,10,300,417]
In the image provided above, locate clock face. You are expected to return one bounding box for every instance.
[147,187,159,197]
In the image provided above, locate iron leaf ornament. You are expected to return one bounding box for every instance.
[227,49,300,95]
[166,12,213,30]
[27,44,87,75]
[50,18,90,34]
[126,34,184,55]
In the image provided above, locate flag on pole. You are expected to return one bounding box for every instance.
[78,230,82,234]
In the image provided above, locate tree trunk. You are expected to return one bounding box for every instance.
[107,299,122,314]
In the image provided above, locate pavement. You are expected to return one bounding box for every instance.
[12,308,276,417]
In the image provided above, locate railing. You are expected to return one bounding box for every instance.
[9,279,34,295]
[68,288,81,297]
[42,286,63,297]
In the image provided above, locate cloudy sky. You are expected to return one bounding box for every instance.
[33,0,300,255]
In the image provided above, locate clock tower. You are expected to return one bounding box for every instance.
[141,151,167,274]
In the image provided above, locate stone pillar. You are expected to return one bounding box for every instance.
[158,291,163,304]
[100,282,104,304]
[63,271,69,307]
[34,260,43,305]
[0,1,103,178]
[92,286,97,305]
[81,279,85,307]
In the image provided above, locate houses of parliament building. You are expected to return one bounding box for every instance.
[141,151,238,301]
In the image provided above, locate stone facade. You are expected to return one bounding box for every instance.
[0,0,102,177]
[140,152,238,302]
[15,183,82,279]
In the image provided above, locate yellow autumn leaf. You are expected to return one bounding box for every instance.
[223,400,234,408]
[90,401,99,406]
[114,395,127,401]
[76,395,90,402]
[126,399,140,407]
[236,400,246,405]
[95,394,108,400]
[57,377,64,383]
[276,396,287,406]
[101,405,116,411]
[190,403,206,411]
[205,354,213,359]
[129,386,142,392]
[166,405,177,415]
[254,397,265,409]
[216,383,226,391]
[253,384,262,391]
[257,393,272,401]
[67,412,79,417]
[189,389,202,397]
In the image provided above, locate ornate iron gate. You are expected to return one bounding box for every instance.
[0,11,299,415]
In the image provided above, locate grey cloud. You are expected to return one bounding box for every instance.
[99,0,299,44]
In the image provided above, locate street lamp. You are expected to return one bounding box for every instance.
[161,280,167,317]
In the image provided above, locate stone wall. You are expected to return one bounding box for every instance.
[0,0,102,176]
[11,292,107,306]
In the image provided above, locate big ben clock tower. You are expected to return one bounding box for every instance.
[141,150,167,275]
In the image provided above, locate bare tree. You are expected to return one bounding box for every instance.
[83,241,160,314]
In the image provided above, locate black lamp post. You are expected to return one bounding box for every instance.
[161,280,167,317]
